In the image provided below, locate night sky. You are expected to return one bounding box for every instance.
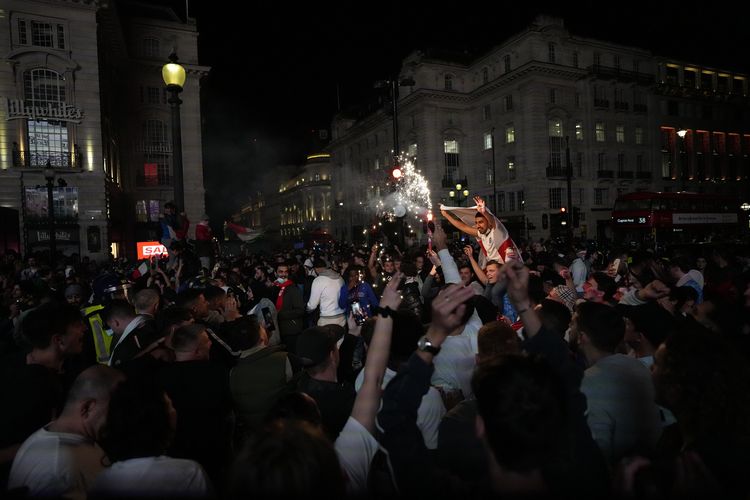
[147,1,749,226]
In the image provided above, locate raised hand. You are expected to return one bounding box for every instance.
[463,245,474,259]
[431,222,447,251]
[429,284,475,337]
[473,196,485,212]
[427,249,442,267]
[380,272,403,311]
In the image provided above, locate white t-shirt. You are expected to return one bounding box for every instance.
[91,456,210,498]
[354,367,446,450]
[334,417,383,494]
[8,426,106,500]
[431,330,478,400]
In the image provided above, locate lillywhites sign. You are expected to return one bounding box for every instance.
[5,98,83,123]
[137,241,169,259]
[36,229,74,242]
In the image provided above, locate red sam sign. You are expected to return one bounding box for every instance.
[137,241,169,259]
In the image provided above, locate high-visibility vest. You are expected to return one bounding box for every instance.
[82,304,113,364]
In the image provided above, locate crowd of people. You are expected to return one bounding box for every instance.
[1,196,749,499]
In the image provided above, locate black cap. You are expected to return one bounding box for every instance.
[296,327,337,367]
[312,257,327,268]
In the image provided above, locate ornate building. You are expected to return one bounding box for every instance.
[0,0,209,259]
[328,16,749,242]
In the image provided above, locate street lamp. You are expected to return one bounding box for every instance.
[162,52,187,211]
[448,182,470,206]
[677,129,688,191]
[43,161,57,266]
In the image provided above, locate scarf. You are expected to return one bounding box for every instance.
[274,279,294,310]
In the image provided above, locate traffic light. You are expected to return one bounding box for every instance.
[560,207,568,226]
[560,207,567,214]
[391,165,402,179]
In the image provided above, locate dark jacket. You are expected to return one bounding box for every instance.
[295,372,355,441]
[276,282,305,338]
[230,344,290,432]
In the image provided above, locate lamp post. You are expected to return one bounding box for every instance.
[491,127,497,213]
[449,182,470,206]
[162,52,187,211]
[677,129,687,191]
[43,161,56,267]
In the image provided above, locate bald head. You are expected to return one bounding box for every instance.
[62,365,125,415]
[134,288,160,316]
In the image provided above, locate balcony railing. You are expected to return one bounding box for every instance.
[636,171,652,179]
[594,98,609,108]
[12,147,82,169]
[136,174,171,187]
[597,169,614,179]
[617,170,634,179]
[133,141,173,154]
[614,101,629,111]
[588,65,655,85]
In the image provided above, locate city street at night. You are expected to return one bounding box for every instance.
[1,1,750,499]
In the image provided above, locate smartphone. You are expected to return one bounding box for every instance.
[351,301,366,326]
[261,307,275,332]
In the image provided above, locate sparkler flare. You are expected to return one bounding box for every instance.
[377,156,432,220]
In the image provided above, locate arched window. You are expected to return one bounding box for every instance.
[444,74,453,91]
[23,68,69,167]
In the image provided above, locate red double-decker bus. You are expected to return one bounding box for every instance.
[611,191,740,250]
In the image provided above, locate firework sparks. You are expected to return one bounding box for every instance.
[377,156,432,220]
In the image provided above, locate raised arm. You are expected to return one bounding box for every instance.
[439,208,478,237]
[473,196,496,230]
[501,260,542,338]
[463,245,487,284]
[432,223,459,284]
[367,244,379,280]
[350,273,403,434]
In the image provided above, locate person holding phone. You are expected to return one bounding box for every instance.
[338,265,379,324]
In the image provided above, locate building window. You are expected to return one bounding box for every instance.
[147,87,161,104]
[143,37,160,58]
[505,124,515,144]
[575,122,583,140]
[548,42,556,63]
[507,156,516,180]
[549,88,557,104]
[616,125,625,143]
[548,118,563,170]
[444,140,460,182]
[374,158,380,170]
[573,51,579,68]
[485,162,494,185]
[407,143,418,159]
[635,127,644,145]
[135,200,148,223]
[594,52,601,67]
[504,94,513,111]
[444,74,453,90]
[518,191,525,210]
[577,187,585,206]
[594,188,609,206]
[595,122,606,142]
[482,67,489,84]
[576,152,583,176]
[497,192,505,211]
[16,19,67,49]
[483,104,492,120]
[636,154,645,172]
[598,152,607,170]
[23,69,70,168]
[508,191,516,211]
[504,55,511,73]
[549,188,563,209]
[575,92,581,108]
[617,153,626,174]
[483,132,493,150]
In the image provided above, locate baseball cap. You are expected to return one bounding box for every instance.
[296,326,336,367]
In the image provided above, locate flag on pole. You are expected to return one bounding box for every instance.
[225,221,263,242]
[440,204,520,266]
